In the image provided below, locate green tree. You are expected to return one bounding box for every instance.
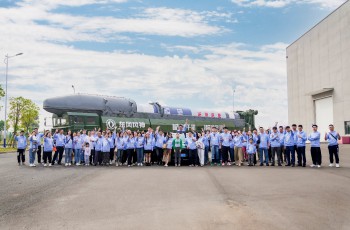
[0,85,5,99]
[8,97,40,146]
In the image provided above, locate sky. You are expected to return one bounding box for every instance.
[0,0,347,130]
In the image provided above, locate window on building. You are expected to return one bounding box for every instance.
[345,121,350,135]
[86,117,96,125]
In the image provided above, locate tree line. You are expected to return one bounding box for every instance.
[0,85,40,147]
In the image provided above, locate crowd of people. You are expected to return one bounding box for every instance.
[14,122,341,168]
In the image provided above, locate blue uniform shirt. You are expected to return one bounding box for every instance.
[308,131,320,147]
[233,135,243,148]
[65,135,73,149]
[296,131,307,147]
[269,132,280,148]
[325,131,339,146]
[54,133,65,147]
[44,137,54,151]
[185,136,197,150]
[246,143,256,154]
[95,136,103,151]
[115,137,124,150]
[155,134,166,148]
[144,137,155,151]
[15,135,27,149]
[102,137,111,152]
[221,133,232,147]
[209,132,220,146]
[284,131,294,147]
[136,136,145,148]
[258,133,269,149]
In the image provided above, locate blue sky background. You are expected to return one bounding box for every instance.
[0,0,347,129]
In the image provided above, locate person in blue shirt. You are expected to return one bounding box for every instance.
[296,125,307,167]
[278,126,285,163]
[108,132,115,165]
[94,131,103,166]
[52,129,65,165]
[102,133,111,166]
[114,132,124,166]
[126,133,136,167]
[220,127,233,166]
[308,124,321,168]
[246,138,257,166]
[89,131,96,165]
[233,130,244,166]
[43,131,54,167]
[270,127,281,166]
[64,131,73,166]
[177,119,188,137]
[258,127,270,166]
[155,127,166,166]
[34,128,44,164]
[209,127,221,166]
[28,130,38,167]
[136,132,145,166]
[325,124,341,168]
[229,131,235,166]
[202,130,210,165]
[185,131,198,167]
[15,130,27,166]
[291,124,299,165]
[284,126,295,167]
[144,132,155,166]
[74,132,84,166]
[164,133,173,167]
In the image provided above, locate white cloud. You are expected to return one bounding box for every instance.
[0,1,288,129]
[231,0,347,8]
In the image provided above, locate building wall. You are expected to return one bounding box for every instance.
[287,0,350,136]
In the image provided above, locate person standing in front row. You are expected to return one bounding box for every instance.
[220,127,232,166]
[270,127,281,166]
[308,125,321,168]
[284,126,295,167]
[172,133,183,167]
[325,124,341,168]
[15,130,27,166]
[209,127,221,166]
[64,131,73,167]
[258,127,270,166]
[52,129,65,165]
[246,138,256,166]
[28,130,38,167]
[196,132,205,167]
[102,133,111,166]
[296,125,307,167]
[84,142,91,166]
[43,132,54,167]
[186,132,198,167]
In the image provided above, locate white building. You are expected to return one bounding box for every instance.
[287,0,350,136]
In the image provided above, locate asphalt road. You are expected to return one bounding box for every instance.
[0,144,349,230]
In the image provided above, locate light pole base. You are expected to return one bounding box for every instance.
[3,138,6,148]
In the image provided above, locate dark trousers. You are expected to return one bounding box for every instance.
[155,147,163,165]
[37,145,42,163]
[52,146,64,164]
[127,149,134,166]
[205,146,209,164]
[109,148,114,161]
[311,147,322,165]
[285,146,295,165]
[103,152,109,164]
[297,146,306,166]
[94,150,102,165]
[17,149,25,163]
[90,149,95,164]
[281,145,285,163]
[221,146,230,163]
[271,147,281,165]
[268,147,272,162]
[43,151,52,164]
[189,149,198,166]
[328,145,339,164]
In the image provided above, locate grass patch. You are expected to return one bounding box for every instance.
[0,147,18,153]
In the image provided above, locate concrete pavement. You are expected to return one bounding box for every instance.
[0,144,349,230]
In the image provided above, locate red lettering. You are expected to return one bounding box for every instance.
[205,112,208,117]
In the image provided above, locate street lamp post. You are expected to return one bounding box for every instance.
[3,53,23,148]
[72,85,75,94]
[232,86,236,113]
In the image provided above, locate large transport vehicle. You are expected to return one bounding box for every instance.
[43,94,258,132]
[43,94,258,165]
